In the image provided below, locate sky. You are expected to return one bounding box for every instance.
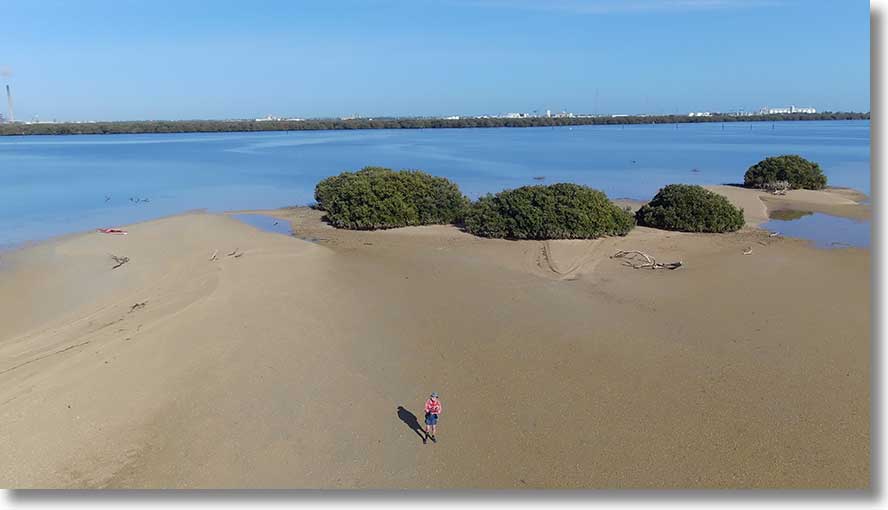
[1,0,871,121]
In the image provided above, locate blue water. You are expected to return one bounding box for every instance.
[0,120,870,247]
[763,213,871,249]
[229,214,293,236]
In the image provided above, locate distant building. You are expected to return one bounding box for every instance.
[758,105,816,115]
[546,109,551,118]
[688,112,712,117]
[444,115,460,120]
[256,116,304,122]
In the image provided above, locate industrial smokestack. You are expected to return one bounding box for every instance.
[5,84,13,123]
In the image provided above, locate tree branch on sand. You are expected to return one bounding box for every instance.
[611,250,682,270]
[109,254,130,269]
[763,180,790,195]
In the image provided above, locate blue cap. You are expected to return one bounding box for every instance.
[430,392,439,398]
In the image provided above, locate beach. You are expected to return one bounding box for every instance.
[0,188,870,488]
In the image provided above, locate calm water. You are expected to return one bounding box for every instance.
[763,212,871,249]
[0,120,870,247]
[229,214,293,236]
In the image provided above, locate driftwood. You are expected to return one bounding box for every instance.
[210,250,218,261]
[227,248,238,256]
[611,250,682,270]
[109,254,129,269]
[743,247,753,255]
[763,180,790,195]
[129,301,147,312]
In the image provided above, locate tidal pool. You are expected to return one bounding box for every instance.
[762,211,870,249]
[230,214,293,236]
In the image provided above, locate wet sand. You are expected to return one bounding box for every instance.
[705,185,872,224]
[0,189,870,488]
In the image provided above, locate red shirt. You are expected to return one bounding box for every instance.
[425,398,442,415]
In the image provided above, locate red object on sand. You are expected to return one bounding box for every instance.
[97,228,128,235]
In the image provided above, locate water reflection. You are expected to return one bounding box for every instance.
[763,211,870,249]
[230,214,293,235]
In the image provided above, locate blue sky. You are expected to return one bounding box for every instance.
[1,0,870,121]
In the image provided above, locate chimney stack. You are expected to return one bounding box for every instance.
[6,84,14,123]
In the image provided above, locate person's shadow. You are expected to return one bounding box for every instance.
[397,406,427,443]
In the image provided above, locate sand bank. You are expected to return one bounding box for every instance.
[705,185,870,225]
[0,203,870,488]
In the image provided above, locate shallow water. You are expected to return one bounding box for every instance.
[0,120,870,247]
[763,212,870,249]
[229,214,293,236]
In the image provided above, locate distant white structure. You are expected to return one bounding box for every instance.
[444,115,460,120]
[5,84,14,123]
[256,115,304,122]
[758,105,816,115]
[688,112,712,117]
[24,115,59,124]
[546,109,552,118]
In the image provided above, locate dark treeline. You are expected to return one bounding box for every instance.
[0,112,869,137]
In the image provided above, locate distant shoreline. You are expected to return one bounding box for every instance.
[0,112,870,137]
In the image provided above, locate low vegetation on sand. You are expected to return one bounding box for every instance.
[744,155,827,190]
[464,183,635,240]
[313,166,469,230]
[636,184,745,233]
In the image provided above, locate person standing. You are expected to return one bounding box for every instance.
[424,392,442,443]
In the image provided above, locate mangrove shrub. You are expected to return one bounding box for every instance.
[743,155,827,190]
[464,183,635,239]
[635,184,745,233]
[313,167,469,229]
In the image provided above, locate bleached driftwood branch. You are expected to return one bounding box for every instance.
[611,250,682,270]
[763,180,790,195]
